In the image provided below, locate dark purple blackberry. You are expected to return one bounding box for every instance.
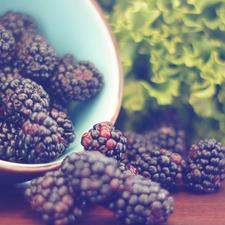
[0,25,15,65]
[17,112,65,163]
[50,100,68,113]
[61,151,123,204]
[0,11,36,41]
[109,175,174,225]
[147,125,186,155]
[0,121,20,162]
[25,170,87,225]
[16,34,58,82]
[184,139,225,193]
[132,147,186,191]
[50,54,103,102]
[0,78,50,123]
[125,131,148,161]
[0,66,21,92]
[50,108,75,147]
[81,122,127,161]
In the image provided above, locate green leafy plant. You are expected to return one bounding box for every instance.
[100,0,225,142]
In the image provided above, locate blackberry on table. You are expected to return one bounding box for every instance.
[61,151,123,204]
[109,175,174,225]
[133,146,186,191]
[125,131,149,161]
[184,139,225,193]
[0,78,50,123]
[0,11,36,41]
[0,121,20,162]
[50,54,103,102]
[17,112,65,163]
[25,170,87,225]
[147,125,186,156]
[81,122,127,161]
[0,25,15,65]
[50,107,75,147]
[16,34,58,82]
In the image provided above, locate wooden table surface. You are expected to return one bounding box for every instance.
[0,183,225,225]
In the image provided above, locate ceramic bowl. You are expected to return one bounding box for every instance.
[0,0,123,183]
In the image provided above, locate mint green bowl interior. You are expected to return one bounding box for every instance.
[0,0,122,173]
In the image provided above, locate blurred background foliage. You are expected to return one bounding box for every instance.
[97,0,225,143]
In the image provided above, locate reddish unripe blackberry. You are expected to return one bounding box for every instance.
[50,108,75,147]
[25,170,87,225]
[50,54,103,102]
[184,139,225,193]
[16,34,58,82]
[109,175,174,225]
[133,147,186,191]
[61,151,123,204]
[81,122,127,161]
[17,112,65,163]
[0,11,36,41]
[0,78,50,123]
[0,25,16,65]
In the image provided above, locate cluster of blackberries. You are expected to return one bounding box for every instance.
[26,151,174,225]
[0,11,103,163]
[124,125,225,194]
[81,122,225,194]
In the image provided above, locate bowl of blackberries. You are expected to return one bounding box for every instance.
[0,0,123,182]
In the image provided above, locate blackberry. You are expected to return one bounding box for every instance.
[125,131,148,161]
[50,54,103,102]
[133,147,186,191]
[61,151,123,204]
[0,66,21,92]
[16,34,58,82]
[0,78,50,123]
[50,100,68,113]
[109,175,174,225]
[147,125,186,155]
[184,139,225,193]
[0,121,20,162]
[0,11,36,41]
[81,122,127,161]
[17,112,65,163]
[25,170,86,225]
[0,25,15,65]
[50,108,75,147]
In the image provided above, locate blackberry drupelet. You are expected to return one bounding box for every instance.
[0,11,36,41]
[0,66,21,92]
[25,170,87,225]
[81,122,127,161]
[50,100,68,113]
[0,78,50,123]
[133,147,186,190]
[184,139,225,193]
[0,121,20,162]
[118,160,138,176]
[109,175,174,225]
[16,34,58,82]
[17,112,65,163]
[0,25,15,65]
[148,125,186,155]
[61,151,123,204]
[50,108,75,147]
[50,54,103,102]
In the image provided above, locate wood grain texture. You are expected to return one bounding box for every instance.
[0,184,225,225]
